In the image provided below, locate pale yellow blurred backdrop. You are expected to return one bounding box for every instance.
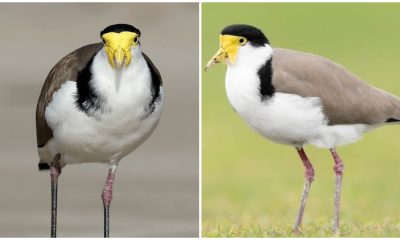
[0,3,198,237]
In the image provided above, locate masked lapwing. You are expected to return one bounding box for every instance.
[36,24,163,237]
[206,24,400,234]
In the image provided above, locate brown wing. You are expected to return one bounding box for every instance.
[35,43,103,147]
[272,48,400,125]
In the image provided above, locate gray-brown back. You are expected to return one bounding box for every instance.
[272,48,400,125]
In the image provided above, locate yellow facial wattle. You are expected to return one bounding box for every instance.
[102,31,139,69]
[205,34,248,71]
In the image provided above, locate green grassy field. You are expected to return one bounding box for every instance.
[202,3,400,237]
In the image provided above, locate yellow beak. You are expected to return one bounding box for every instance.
[205,48,227,71]
[113,47,128,69]
[205,35,242,71]
[102,31,138,69]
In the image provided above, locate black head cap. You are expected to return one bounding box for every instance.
[100,24,141,37]
[221,24,269,47]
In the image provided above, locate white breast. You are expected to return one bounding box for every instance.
[225,44,370,148]
[43,49,163,166]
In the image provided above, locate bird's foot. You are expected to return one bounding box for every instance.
[332,228,340,237]
[292,227,302,235]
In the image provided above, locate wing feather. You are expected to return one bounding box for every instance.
[272,48,400,125]
[35,43,102,147]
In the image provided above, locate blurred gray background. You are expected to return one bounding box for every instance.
[0,3,198,237]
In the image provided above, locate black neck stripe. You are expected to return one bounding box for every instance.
[258,57,275,100]
[142,53,162,117]
[75,56,106,115]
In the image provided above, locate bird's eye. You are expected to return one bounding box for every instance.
[102,39,106,44]
[133,37,138,43]
[239,38,246,45]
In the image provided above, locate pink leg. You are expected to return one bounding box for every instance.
[293,147,315,233]
[50,154,61,238]
[101,168,117,238]
[330,148,344,234]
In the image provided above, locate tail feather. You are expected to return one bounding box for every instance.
[386,118,400,123]
[38,163,50,171]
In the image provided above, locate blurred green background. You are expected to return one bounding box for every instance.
[202,3,400,237]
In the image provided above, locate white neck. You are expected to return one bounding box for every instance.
[89,46,152,112]
[228,43,273,70]
[225,44,273,108]
[91,46,148,92]
[93,46,145,81]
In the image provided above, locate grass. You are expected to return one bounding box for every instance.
[202,3,400,237]
[203,220,400,237]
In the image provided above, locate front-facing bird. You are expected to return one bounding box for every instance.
[206,24,400,234]
[36,24,163,237]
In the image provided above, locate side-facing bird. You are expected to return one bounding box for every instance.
[206,24,400,234]
[36,24,163,237]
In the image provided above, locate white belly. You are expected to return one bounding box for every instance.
[42,80,163,166]
[225,75,370,149]
[227,89,324,144]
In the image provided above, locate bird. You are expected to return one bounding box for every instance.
[205,24,400,235]
[35,24,163,237]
